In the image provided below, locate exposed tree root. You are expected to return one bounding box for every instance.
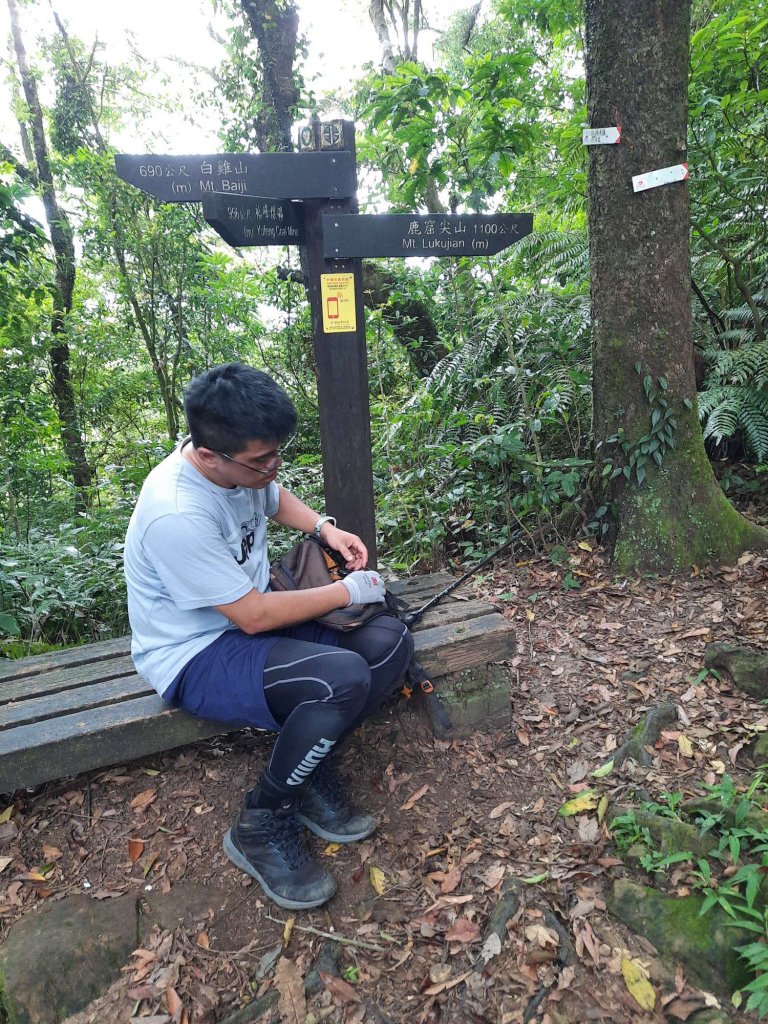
[613,702,678,767]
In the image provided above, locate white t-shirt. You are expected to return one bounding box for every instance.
[123,442,279,695]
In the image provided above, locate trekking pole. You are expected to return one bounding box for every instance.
[401,534,517,629]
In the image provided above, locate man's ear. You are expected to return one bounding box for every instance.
[196,446,220,467]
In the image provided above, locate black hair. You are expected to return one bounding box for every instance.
[183,363,297,454]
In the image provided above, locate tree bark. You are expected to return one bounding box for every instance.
[369,0,396,74]
[8,0,92,504]
[362,263,447,376]
[238,0,300,152]
[585,0,767,572]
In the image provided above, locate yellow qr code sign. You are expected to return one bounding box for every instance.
[320,273,356,334]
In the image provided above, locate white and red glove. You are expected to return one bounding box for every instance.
[340,570,387,606]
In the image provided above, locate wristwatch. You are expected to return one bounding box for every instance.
[312,515,336,537]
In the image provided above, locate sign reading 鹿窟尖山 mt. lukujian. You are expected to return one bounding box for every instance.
[322,213,533,259]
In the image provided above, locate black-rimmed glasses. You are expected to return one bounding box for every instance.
[214,434,295,476]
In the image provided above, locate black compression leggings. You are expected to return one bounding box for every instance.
[261,615,413,795]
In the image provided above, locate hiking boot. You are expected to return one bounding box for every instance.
[223,806,336,910]
[296,762,376,843]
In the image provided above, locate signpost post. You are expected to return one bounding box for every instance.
[296,119,377,564]
[115,126,533,567]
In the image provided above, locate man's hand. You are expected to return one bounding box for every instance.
[322,523,368,570]
[340,570,386,606]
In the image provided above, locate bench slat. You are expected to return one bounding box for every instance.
[0,656,138,704]
[388,573,458,605]
[0,636,131,681]
[1,675,153,730]
[414,613,515,678]
[0,695,226,793]
[417,598,499,630]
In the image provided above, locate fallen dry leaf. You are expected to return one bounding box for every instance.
[440,866,462,893]
[489,801,514,819]
[275,956,307,1022]
[400,784,430,811]
[165,985,183,1017]
[621,957,656,1011]
[423,969,472,996]
[481,863,506,891]
[429,964,452,985]
[559,789,599,816]
[320,971,362,1005]
[480,932,503,964]
[525,924,559,949]
[131,788,157,813]
[370,865,387,895]
[445,917,480,943]
[678,735,694,757]
[128,838,145,863]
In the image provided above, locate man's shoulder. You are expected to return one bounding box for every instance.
[134,450,206,522]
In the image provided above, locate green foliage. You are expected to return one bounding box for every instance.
[601,373,680,487]
[370,244,593,566]
[611,771,768,1016]
[0,518,128,653]
[689,0,768,459]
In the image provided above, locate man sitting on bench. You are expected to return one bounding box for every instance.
[124,362,413,910]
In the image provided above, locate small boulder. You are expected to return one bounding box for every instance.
[607,879,752,998]
[0,884,225,1024]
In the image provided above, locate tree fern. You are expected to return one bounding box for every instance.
[699,384,768,460]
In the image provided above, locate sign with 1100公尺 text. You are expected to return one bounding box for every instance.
[322,213,533,258]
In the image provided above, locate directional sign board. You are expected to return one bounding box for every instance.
[322,213,533,258]
[114,151,356,202]
[202,193,305,248]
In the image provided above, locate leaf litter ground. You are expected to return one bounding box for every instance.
[2,541,768,1024]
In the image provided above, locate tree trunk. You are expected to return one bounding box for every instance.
[238,0,300,152]
[369,0,396,73]
[585,0,767,572]
[362,263,447,376]
[8,0,92,505]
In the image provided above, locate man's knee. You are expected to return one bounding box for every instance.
[328,649,372,714]
[341,614,412,664]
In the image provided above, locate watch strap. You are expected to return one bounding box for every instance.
[312,515,336,537]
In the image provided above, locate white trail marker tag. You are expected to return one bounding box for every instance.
[582,126,621,145]
[632,163,689,192]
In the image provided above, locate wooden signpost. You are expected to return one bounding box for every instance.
[116,121,533,565]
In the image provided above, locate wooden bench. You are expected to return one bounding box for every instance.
[0,574,515,793]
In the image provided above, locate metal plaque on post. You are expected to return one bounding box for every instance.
[322,213,534,258]
[201,193,305,248]
[114,151,356,202]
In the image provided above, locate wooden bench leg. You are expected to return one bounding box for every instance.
[422,664,512,739]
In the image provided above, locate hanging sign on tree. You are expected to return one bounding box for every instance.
[582,126,621,145]
[632,164,689,192]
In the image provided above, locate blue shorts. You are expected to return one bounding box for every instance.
[165,621,340,730]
